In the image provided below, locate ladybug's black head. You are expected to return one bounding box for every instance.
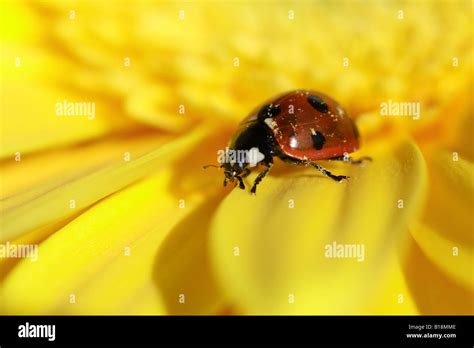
[222,161,246,190]
[204,121,273,191]
[202,161,246,190]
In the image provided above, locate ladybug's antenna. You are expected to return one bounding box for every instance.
[202,164,223,170]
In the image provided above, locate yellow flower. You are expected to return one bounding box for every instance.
[0,0,472,315]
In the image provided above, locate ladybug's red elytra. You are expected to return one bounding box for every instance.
[205,90,371,194]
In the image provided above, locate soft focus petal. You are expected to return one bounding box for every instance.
[16,1,471,137]
[402,235,473,314]
[1,170,220,314]
[153,192,228,314]
[410,150,474,291]
[0,44,135,157]
[210,139,426,314]
[0,127,210,242]
[0,131,168,199]
[0,213,81,281]
[450,113,474,162]
[0,131,169,278]
[125,83,194,132]
[365,253,418,315]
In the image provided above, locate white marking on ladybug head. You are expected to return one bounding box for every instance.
[310,128,316,135]
[247,147,265,167]
[264,118,274,128]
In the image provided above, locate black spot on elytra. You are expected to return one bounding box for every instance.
[257,104,281,121]
[311,130,326,150]
[307,95,328,113]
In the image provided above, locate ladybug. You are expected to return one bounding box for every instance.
[205,90,371,194]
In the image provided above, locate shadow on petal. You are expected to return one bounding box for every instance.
[409,150,473,291]
[0,171,197,315]
[153,192,227,314]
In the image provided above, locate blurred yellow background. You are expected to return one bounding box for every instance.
[0,0,472,315]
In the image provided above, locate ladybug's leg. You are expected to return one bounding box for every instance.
[282,157,348,182]
[329,156,372,166]
[306,161,348,182]
[240,168,251,178]
[235,175,246,190]
[224,176,245,189]
[250,162,273,195]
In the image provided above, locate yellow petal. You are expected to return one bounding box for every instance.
[1,172,171,314]
[0,131,169,199]
[154,192,228,314]
[0,1,39,42]
[402,234,473,315]
[0,126,210,242]
[0,132,169,279]
[451,113,474,162]
[210,139,427,314]
[365,252,418,315]
[125,83,193,132]
[0,213,81,281]
[0,44,134,158]
[1,170,221,314]
[410,150,474,291]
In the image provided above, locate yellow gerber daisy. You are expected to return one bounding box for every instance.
[0,0,472,317]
